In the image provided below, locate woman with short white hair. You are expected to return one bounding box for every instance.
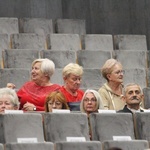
[0,88,20,113]
[17,58,60,111]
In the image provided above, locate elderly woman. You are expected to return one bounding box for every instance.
[45,91,69,112]
[80,89,104,116]
[0,88,20,113]
[17,58,61,111]
[80,89,104,140]
[98,58,125,111]
[60,63,84,111]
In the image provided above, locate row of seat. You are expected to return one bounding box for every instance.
[0,67,147,90]
[2,49,148,69]
[0,140,149,150]
[1,112,150,143]
[1,33,147,51]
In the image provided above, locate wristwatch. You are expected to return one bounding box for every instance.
[33,107,36,111]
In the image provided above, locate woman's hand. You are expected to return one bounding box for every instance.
[7,83,16,89]
[23,102,36,111]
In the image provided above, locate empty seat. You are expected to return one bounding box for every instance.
[134,112,150,141]
[0,17,19,36]
[40,50,76,68]
[143,87,150,109]
[114,34,147,50]
[77,50,112,68]
[10,33,46,49]
[47,34,81,50]
[19,18,54,36]
[89,113,135,141]
[114,50,148,69]
[55,19,86,35]
[0,34,9,68]
[146,68,150,87]
[0,144,4,150]
[0,68,30,89]
[5,142,54,150]
[103,140,149,150]
[55,141,102,150]
[0,113,44,143]
[123,68,147,89]
[43,113,90,142]
[81,69,106,89]
[82,34,114,50]
[2,49,39,68]
[51,68,63,85]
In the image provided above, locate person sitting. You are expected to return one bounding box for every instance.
[80,89,104,140]
[45,91,69,112]
[17,58,61,111]
[60,63,84,111]
[80,89,104,116]
[0,88,20,113]
[118,83,144,113]
[98,58,125,111]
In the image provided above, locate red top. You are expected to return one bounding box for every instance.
[60,86,84,102]
[17,81,61,111]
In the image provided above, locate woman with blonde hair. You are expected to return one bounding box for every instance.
[98,58,125,110]
[45,91,69,112]
[60,63,84,111]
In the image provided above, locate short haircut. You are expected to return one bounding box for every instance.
[32,58,55,78]
[0,88,20,108]
[80,89,104,113]
[45,91,69,112]
[124,83,143,95]
[62,63,83,78]
[101,58,122,81]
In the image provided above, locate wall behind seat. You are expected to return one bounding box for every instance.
[0,0,150,49]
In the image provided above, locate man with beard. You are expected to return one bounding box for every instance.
[118,83,144,113]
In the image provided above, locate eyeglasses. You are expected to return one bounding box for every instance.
[83,99,97,103]
[113,70,125,75]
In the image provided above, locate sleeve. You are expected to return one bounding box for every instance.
[98,88,109,110]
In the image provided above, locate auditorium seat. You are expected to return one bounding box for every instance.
[89,113,135,141]
[146,68,150,87]
[134,112,150,141]
[0,144,3,150]
[81,69,106,89]
[55,19,86,35]
[0,68,30,89]
[0,34,9,68]
[0,18,19,38]
[51,68,63,85]
[123,68,147,89]
[114,50,148,69]
[114,34,147,50]
[47,34,81,50]
[2,49,39,68]
[10,33,46,49]
[143,87,150,109]
[77,50,112,68]
[103,140,149,150]
[55,141,102,150]
[82,34,114,50]
[43,113,90,142]
[40,50,77,68]
[19,18,54,36]
[5,142,54,150]
[0,113,45,143]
